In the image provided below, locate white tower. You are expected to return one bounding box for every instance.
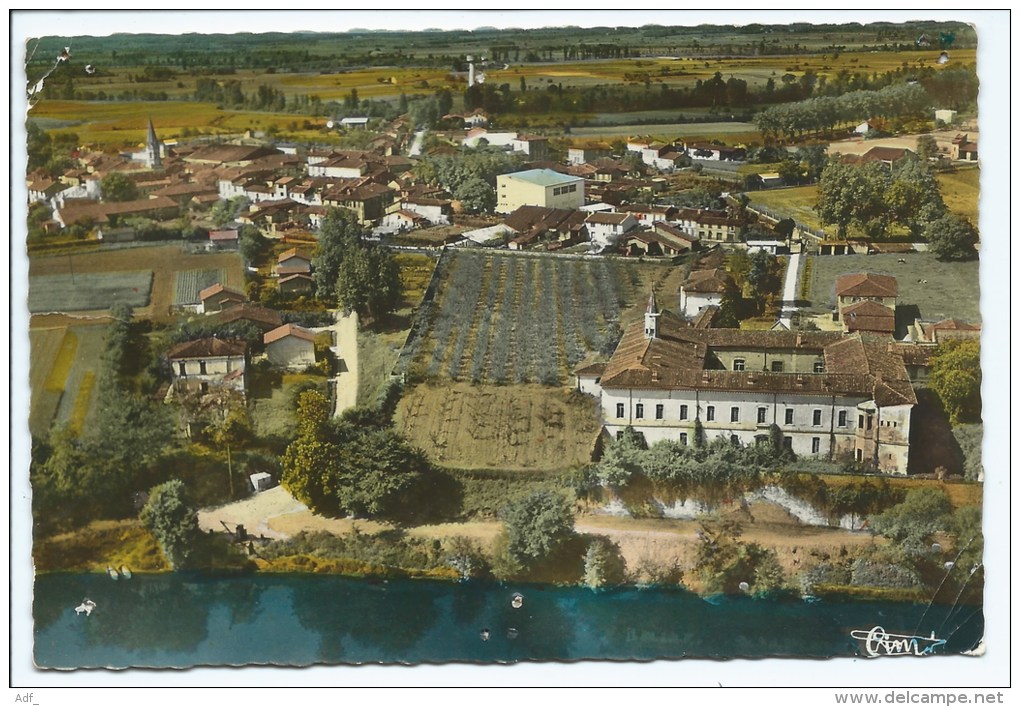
[467,55,475,86]
[644,291,660,339]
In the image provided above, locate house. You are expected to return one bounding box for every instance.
[277,248,313,277]
[511,135,550,160]
[834,273,898,321]
[934,109,958,125]
[321,182,396,225]
[652,222,699,252]
[496,169,585,214]
[503,206,588,248]
[619,229,693,257]
[685,142,746,162]
[380,209,429,233]
[753,172,785,189]
[567,145,611,165]
[950,134,978,162]
[462,128,518,149]
[854,121,872,136]
[208,229,239,250]
[28,178,67,204]
[841,299,896,336]
[401,197,452,225]
[576,297,915,474]
[616,204,677,227]
[182,144,283,168]
[278,273,316,296]
[55,196,180,228]
[264,324,317,369]
[199,283,246,314]
[908,318,982,344]
[208,304,284,332]
[674,208,746,244]
[584,211,639,250]
[167,338,248,398]
[679,268,734,317]
[860,146,914,168]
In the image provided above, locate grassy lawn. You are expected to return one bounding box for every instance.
[806,252,981,322]
[937,167,981,223]
[249,369,328,440]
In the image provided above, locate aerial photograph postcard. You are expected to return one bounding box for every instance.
[12,9,1007,686]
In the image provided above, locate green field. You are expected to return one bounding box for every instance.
[29,324,108,438]
[806,252,981,322]
[28,271,153,313]
[937,167,981,223]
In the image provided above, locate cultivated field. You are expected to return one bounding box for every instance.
[28,323,108,438]
[806,253,981,322]
[394,382,602,471]
[28,244,244,321]
[401,251,671,386]
[938,167,981,224]
[27,271,153,313]
[173,268,225,306]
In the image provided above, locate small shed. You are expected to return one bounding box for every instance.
[249,472,274,492]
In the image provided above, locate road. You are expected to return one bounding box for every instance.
[330,310,359,417]
[408,129,426,157]
[778,251,802,329]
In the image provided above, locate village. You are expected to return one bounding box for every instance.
[24,26,984,603]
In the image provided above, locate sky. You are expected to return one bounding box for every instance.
[7,8,1014,694]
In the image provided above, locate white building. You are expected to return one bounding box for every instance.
[584,211,639,250]
[167,338,248,399]
[679,268,733,316]
[496,169,585,214]
[264,324,317,369]
[576,297,915,474]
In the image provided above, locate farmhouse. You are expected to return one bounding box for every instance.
[951,134,978,162]
[567,144,611,165]
[685,142,746,162]
[859,146,914,168]
[674,208,746,244]
[199,283,246,314]
[576,295,915,474]
[208,229,239,250]
[168,338,248,398]
[834,273,898,321]
[278,273,315,295]
[496,169,585,214]
[679,268,734,316]
[264,324,316,369]
[585,211,639,249]
[277,248,313,277]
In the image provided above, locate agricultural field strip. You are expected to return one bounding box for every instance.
[467,256,506,383]
[486,256,518,383]
[27,271,153,313]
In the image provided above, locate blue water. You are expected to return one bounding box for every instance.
[33,573,983,668]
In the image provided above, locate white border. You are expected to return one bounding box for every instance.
[7,9,1013,694]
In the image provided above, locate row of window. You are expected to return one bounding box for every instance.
[551,184,579,196]
[615,402,849,427]
[732,359,825,374]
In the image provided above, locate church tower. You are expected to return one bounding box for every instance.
[644,290,660,339]
[145,117,162,169]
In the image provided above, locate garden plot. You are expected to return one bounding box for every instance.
[27,271,153,313]
[173,268,226,306]
[404,251,668,386]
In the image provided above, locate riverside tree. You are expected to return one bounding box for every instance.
[499,491,574,566]
[140,479,199,570]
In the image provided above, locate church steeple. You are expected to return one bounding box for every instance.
[644,290,660,339]
[145,117,161,168]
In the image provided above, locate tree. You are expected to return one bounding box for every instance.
[313,207,366,301]
[100,172,140,202]
[209,406,253,498]
[499,491,574,565]
[929,339,982,425]
[452,176,495,214]
[915,134,940,163]
[888,153,946,237]
[815,160,891,238]
[335,241,402,321]
[594,427,646,487]
[238,224,268,266]
[745,250,782,313]
[694,520,784,594]
[924,213,979,261]
[869,488,952,555]
[140,480,199,570]
[582,537,627,589]
[716,278,742,327]
[281,391,430,519]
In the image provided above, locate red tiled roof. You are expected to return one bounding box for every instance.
[835,272,898,298]
[168,337,247,359]
[199,283,245,301]
[264,323,316,345]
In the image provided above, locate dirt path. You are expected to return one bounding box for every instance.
[331,310,359,416]
[197,486,309,540]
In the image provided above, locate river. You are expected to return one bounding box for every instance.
[33,573,983,669]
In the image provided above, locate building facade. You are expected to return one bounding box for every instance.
[576,298,916,474]
[496,169,585,214]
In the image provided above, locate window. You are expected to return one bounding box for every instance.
[856,449,863,462]
[730,407,740,423]
[785,408,794,425]
[616,403,625,419]
[568,184,577,193]
[771,360,784,373]
[679,433,688,446]
[783,437,793,450]
[813,409,822,426]
[838,410,847,427]
[733,359,745,371]
[814,361,825,374]
[178,362,187,376]
[757,407,768,424]
[200,382,209,394]
[706,406,715,422]
[635,404,644,419]
[655,404,664,420]
[866,415,873,431]
[679,404,689,420]
[199,360,207,375]
[812,437,821,454]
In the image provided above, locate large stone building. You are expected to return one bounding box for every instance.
[167,338,248,399]
[496,169,584,214]
[576,294,916,474]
